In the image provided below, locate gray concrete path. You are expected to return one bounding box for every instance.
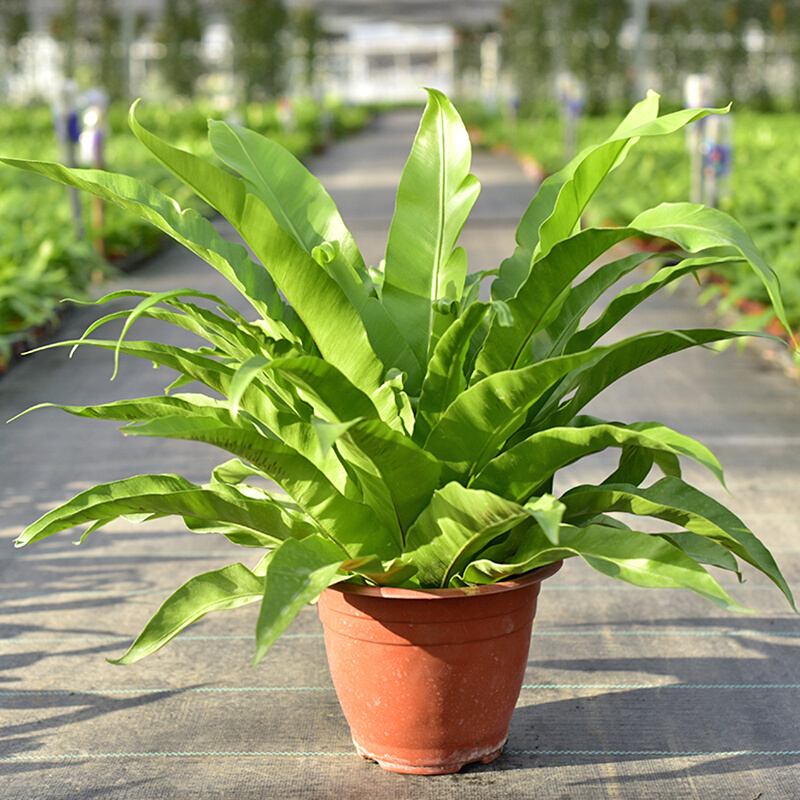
[2,109,799,799]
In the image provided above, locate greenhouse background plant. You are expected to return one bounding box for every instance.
[4,88,796,669]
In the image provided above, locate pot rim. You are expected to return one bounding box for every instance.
[328,560,563,601]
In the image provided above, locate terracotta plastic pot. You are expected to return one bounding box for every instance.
[317,561,562,774]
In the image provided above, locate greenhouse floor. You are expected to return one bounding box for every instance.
[2,108,799,800]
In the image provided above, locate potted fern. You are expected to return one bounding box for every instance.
[5,89,797,774]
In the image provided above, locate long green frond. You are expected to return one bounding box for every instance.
[382,88,481,374]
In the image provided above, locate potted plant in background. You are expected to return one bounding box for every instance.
[4,89,797,774]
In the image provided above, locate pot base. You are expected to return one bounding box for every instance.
[354,737,506,775]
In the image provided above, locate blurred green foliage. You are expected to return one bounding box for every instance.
[502,0,800,113]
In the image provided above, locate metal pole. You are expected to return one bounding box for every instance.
[53,80,83,240]
[120,7,135,100]
[631,0,651,100]
[684,74,713,205]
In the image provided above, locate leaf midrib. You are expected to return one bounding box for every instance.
[427,111,448,353]
[226,125,306,247]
